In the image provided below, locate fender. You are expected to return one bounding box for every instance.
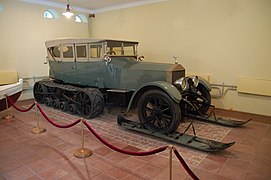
[127,81,181,111]
[198,77,212,91]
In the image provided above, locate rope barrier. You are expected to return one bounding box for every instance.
[6,95,198,179]
[83,120,168,156]
[173,147,199,180]
[6,95,35,112]
[36,104,81,128]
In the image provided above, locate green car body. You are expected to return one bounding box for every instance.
[41,38,212,133]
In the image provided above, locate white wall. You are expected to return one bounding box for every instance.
[91,0,271,116]
[0,0,89,78]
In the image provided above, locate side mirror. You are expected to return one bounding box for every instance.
[138,56,144,62]
[44,56,49,64]
[104,54,111,65]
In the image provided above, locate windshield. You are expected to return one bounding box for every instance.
[106,41,138,57]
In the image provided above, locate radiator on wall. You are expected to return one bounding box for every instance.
[237,77,271,97]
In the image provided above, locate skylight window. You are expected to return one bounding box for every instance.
[43,9,59,19]
[75,15,82,22]
[75,14,87,23]
[44,10,54,19]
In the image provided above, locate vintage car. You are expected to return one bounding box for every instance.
[34,38,211,133]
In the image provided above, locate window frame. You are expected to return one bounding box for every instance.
[61,44,75,62]
[75,44,88,62]
[44,10,54,19]
[89,43,104,61]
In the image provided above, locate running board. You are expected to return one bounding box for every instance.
[186,114,251,127]
[117,116,235,152]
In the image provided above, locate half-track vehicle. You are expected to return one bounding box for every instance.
[34,38,212,134]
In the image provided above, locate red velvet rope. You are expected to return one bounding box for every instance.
[173,148,199,180]
[83,120,168,156]
[36,104,80,128]
[6,95,35,112]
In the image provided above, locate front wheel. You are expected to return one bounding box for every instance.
[137,89,181,134]
[183,84,211,115]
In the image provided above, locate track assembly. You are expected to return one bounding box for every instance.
[117,115,235,152]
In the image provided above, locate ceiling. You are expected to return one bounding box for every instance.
[21,0,165,13]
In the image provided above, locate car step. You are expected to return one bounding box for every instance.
[117,115,235,152]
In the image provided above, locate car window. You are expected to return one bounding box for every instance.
[48,46,60,58]
[89,44,103,59]
[76,44,87,60]
[62,45,73,58]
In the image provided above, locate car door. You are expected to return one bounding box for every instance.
[61,44,78,84]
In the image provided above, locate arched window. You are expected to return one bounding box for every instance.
[75,14,87,23]
[44,10,53,19]
[43,9,59,19]
[75,15,82,22]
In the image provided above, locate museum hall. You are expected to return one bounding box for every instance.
[0,0,270,179]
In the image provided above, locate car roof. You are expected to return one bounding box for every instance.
[45,38,139,47]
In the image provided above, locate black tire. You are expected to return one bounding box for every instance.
[184,84,211,115]
[60,101,68,111]
[137,89,181,134]
[52,98,60,108]
[68,104,77,114]
[44,97,52,107]
[75,90,94,118]
[89,89,104,117]
[33,82,47,104]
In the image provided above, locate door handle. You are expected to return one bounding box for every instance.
[72,66,76,69]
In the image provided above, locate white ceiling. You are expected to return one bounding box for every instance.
[20,0,166,13]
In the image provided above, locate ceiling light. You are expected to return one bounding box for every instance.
[63,0,74,19]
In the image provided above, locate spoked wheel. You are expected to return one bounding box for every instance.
[33,82,48,104]
[75,90,94,119]
[138,89,181,134]
[183,84,211,115]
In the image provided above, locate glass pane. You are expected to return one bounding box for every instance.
[51,47,60,58]
[76,45,87,58]
[44,11,53,19]
[90,44,103,59]
[75,15,82,23]
[123,45,134,55]
[62,46,73,58]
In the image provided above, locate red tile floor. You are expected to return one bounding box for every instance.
[0,99,270,180]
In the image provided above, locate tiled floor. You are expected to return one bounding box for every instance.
[0,99,270,180]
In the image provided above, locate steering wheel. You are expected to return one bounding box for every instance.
[106,51,116,55]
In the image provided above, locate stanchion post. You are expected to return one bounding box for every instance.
[31,102,46,134]
[2,95,15,120]
[168,145,173,180]
[74,118,93,158]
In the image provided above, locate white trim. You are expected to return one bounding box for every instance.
[93,0,168,14]
[0,79,23,100]
[19,0,94,14]
[19,0,168,14]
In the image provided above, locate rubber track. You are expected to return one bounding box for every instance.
[35,80,104,118]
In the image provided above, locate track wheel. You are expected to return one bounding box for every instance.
[52,99,60,108]
[75,90,94,119]
[33,82,48,104]
[44,97,52,107]
[60,101,68,111]
[138,89,181,134]
[68,104,77,114]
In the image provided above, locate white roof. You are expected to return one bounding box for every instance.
[45,38,139,48]
[45,38,104,47]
